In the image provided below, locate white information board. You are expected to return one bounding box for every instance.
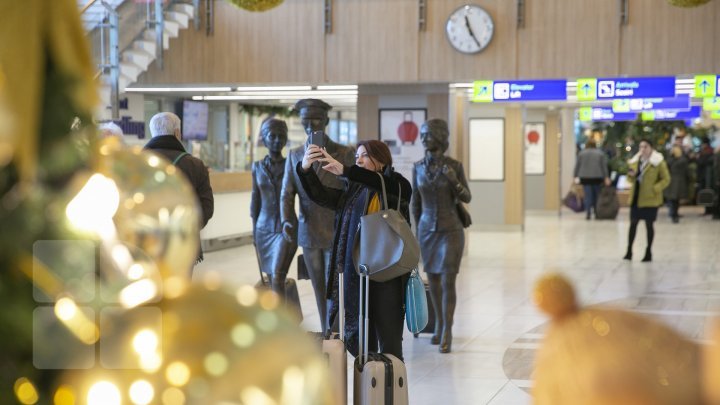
[469,118,504,181]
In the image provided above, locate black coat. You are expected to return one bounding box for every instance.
[144,135,214,261]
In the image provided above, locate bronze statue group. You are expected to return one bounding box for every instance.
[250,98,471,361]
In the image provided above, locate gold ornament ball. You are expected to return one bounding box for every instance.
[226,0,284,12]
[667,0,712,6]
[86,140,200,283]
[60,284,333,405]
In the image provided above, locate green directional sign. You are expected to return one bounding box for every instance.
[578,107,593,121]
[694,75,717,98]
[712,110,720,120]
[613,99,631,113]
[703,97,720,111]
[472,80,493,102]
[641,111,655,121]
[576,78,597,101]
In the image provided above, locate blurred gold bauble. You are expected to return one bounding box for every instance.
[667,0,712,6]
[64,139,200,291]
[226,0,284,12]
[60,285,333,405]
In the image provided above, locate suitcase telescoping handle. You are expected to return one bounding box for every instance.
[338,272,345,340]
[358,264,371,364]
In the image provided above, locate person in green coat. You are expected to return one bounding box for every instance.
[623,139,671,262]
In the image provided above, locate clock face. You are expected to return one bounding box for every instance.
[445,4,494,54]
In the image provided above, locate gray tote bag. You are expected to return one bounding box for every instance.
[353,173,420,282]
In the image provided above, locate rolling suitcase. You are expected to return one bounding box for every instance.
[321,272,348,405]
[253,244,303,321]
[353,269,409,405]
[595,186,619,220]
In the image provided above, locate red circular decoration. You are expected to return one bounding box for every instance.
[527,130,540,144]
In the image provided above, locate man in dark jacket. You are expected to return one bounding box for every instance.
[144,112,214,265]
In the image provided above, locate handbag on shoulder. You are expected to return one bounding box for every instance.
[456,202,472,228]
[352,173,420,282]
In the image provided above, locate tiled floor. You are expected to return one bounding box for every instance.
[194,207,720,404]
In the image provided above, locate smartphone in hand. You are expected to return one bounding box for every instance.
[309,130,324,148]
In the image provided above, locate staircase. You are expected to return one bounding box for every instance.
[80,0,197,120]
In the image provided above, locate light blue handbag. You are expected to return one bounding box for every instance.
[405,269,429,334]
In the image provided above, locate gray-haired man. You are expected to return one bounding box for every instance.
[144,112,214,264]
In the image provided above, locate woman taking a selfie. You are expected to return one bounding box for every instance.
[296,140,412,361]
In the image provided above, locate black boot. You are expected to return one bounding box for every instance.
[623,248,632,261]
[641,248,652,262]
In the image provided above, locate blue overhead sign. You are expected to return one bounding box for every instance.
[642,106,701,121]
[579,107,637,122]
[612,94,690,113]
[595,76,676,100]
[492,79,567,102]
[473,79,567,102]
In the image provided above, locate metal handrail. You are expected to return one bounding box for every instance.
[80,0,100,15]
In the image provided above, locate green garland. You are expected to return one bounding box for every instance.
[667,0,712,7]
[238,104,298,118]
[225,0,284,12]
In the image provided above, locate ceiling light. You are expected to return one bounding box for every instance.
[316,85,358,90]
[235,86,312,91]
[124,87,232,92]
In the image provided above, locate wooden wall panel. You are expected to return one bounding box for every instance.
[517,0,620,78]
[504,107,523,225]
[620,0,720,75]
[544,111,560,210]
[356,94,379,141]
[135,0,720,85]
[418,0,517,81]
[138,0,325,84]
[325,0,419,83]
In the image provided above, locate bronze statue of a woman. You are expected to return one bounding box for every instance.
[412,118,471,353]
[251,118,298,297]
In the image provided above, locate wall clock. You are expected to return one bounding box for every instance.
[446,4,494,54]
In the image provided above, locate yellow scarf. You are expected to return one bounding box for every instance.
[367,193,381,214]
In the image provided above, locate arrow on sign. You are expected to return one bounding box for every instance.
[700,80,710,93]
[479,86,488,95]
[581,83,591,96]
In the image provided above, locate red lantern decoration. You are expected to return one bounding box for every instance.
[397,111,419,145]
[527,130,540,145]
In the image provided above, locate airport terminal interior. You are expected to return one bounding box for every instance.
[3,0,720,404]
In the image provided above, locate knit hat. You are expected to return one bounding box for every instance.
[532,273,704,405]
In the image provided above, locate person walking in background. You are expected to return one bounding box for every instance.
[573,139,611,220]
[250,119,297,298]
[663,144,689,223]
[697,137,715,215]
[144,112,214,265]
[623,139,670,262]
[297,140,411,360]
[713,145,720,220]
[412,119,471,354]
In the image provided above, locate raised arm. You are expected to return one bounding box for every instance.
[296,162,344,210]
[443,161,471,203]
[341,165,411,203]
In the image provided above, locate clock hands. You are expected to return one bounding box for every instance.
[464,15,482,48]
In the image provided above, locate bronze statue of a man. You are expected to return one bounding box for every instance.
[280,99,355,332]
[412,118,471,353]
[251,118,298,297]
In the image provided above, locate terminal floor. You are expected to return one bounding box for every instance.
[194,207,720,405]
